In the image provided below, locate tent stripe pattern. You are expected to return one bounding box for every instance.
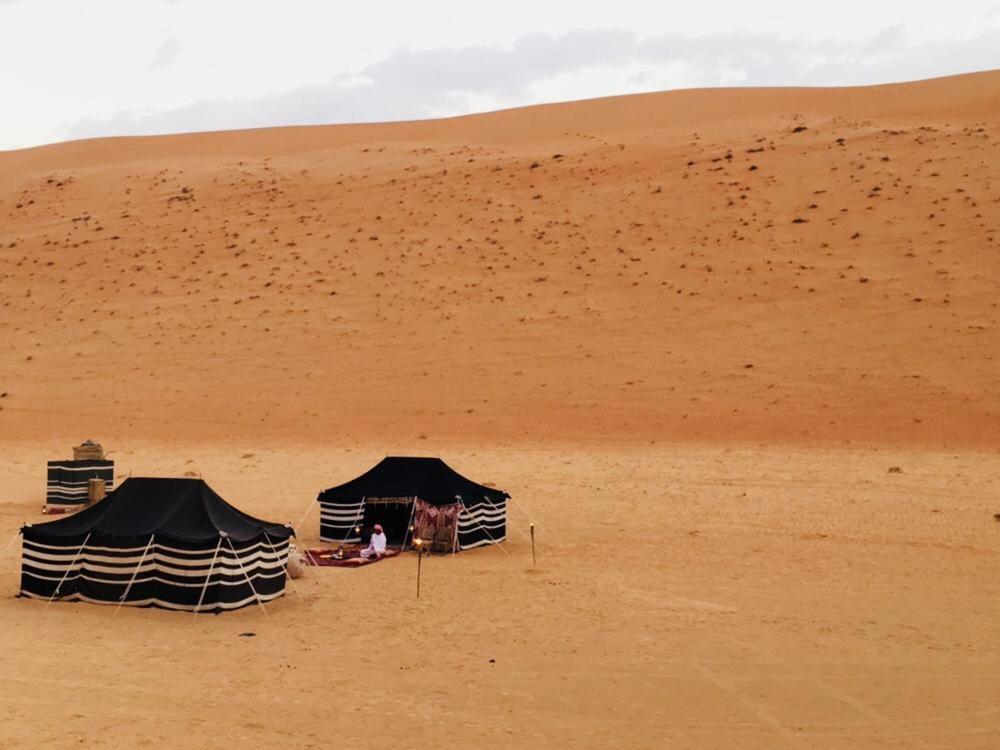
[318,457,509,552]
[457,498,507,550]
[20,477,294,613]
[20,537,289,611]
[46,460,114,507]
[318,499,364,544]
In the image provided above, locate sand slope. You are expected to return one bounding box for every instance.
[1,442,999,749]
[1,71,999,447]
[0,73,999,749]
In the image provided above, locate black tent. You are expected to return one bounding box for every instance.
[20,477,294,613]
[317,457,508,551]
[46,459,114,509]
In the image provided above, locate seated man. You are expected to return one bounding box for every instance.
[359,523,387,559]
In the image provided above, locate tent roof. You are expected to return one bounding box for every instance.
[318,456,508,506]
[25,477,293,543]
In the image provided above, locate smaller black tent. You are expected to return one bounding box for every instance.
[46,460,114,509]
[20,478,293,613]
[317,457,508,551]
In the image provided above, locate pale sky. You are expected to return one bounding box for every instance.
[0,0,998,151]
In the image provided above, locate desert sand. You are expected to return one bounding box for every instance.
[0,71,999,748]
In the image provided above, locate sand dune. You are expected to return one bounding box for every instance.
[1,71,999,447]
[1,72,999,748]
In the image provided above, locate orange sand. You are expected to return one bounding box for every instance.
[0,72,999,748]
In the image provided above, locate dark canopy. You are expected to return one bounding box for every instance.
[25,477,293,544]
[318,457,508,506]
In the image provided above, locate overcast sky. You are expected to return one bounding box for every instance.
[1,0,998,151]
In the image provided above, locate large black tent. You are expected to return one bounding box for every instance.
[20,477,294,613]
[317,457,508,551]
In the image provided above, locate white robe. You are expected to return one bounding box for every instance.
[361,531,387,558]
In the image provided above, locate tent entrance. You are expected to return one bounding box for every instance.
[361,497,414,546]
[412,498,461,553]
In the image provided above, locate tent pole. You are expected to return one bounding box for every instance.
[415,541,423,598]
[530,524,536,568]
[399,497,417,552]
[192,536,223,619]
[45,532,91,607]
[226,536,269,616]
[114,534,155,617]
